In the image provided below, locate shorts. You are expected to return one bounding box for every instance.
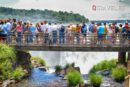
[98,34,103,41]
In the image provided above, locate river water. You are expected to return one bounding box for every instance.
[14,52,118,87]
[16,68,62,87]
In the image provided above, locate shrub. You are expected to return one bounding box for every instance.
[0,61,13,80]
[55,65,62,74]
[89,74,102,87]
[67,70,82,87]
[89,59,117,74]
[31,56,46,66]
[71,62,75,67]
[65,62,75,69]
[112,65,127,82]
[65,63,71,69]
[13,67,25,80]
[0,44,16,62]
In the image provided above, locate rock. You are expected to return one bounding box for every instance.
[2,80,15,87]
[16,51,32,74]
[42,79,67,87]
[101,77,124,87]
[38,66,47,71]
[96,71,102,75]
[102,70,110,76]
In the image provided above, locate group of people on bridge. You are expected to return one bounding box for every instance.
[0,18,130,46]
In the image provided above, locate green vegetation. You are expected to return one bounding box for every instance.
[67,69,82,87]
[89,59,127,85]
[55,65,62,74]
[13,67,25,80]
[89,59,117,74]
[0,44,16,62]
[0,7,88,23]
[0,44,25,81]
[89,74,102,87]
[31,56,46,66]
[112,65,127,82]
[65,62,75,69]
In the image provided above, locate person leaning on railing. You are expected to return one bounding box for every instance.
[0,21,7,43]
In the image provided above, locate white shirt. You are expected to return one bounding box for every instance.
[41,24,49,33]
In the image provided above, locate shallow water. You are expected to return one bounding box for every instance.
[16,68,60,87]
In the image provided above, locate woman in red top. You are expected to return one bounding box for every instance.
[16,21,23,44]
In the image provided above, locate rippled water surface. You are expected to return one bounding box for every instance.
[16,68,60,87]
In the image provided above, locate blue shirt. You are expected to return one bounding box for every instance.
[30,26,36,35]
[6,22,12,34]
[0,24,7,35]
[97,26,104,35]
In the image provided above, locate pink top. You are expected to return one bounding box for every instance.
[16,25,23,32]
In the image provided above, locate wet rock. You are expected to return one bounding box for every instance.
[38,66,47,71]
[42,79,67,87]
[101,77,124,87]
[2,80,15,87]
[102,70,110,76]
[16,51,32,74]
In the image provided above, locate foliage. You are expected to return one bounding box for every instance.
[13,67,25,80]
[0,44,16,62]
[31,56,46,66]
[55,65,62,73]
[0,61,13,80]
[0,7,88,23]
[67,69,82,87]
[65,62,75,69]
[112,65,127,82]
[89,59,117,74]
[89,74,102,87]
[0,44,25,81]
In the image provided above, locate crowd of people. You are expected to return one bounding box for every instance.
[0,18,130,45]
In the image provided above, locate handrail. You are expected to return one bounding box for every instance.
[0,32,130,47]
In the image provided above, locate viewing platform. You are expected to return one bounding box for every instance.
[4,33,130,52]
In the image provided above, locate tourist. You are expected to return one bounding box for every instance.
[0,20,7,43]
[81,22,87,44]
[103,23,108,44]
[52,23,58,45]
[23,21,32,44]
[59,24,65,44]
[16,21,23,45]
[107,24,113,45]
[97,23,104,45]
[36,23,42,32]
[89,21,95,33]
[75,24,81,44]
[66,25,72,44]
[6,19,13,43]
[30,23,36,44]
[127,26,130,44]
[43,21,49,45]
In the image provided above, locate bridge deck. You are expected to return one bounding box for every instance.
[10,45,130,51]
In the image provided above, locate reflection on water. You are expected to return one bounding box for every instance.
[16,68,59,87]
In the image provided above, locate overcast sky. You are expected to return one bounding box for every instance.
[0,0,130,20]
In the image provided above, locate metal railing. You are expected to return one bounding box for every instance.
[1,32,130,47]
